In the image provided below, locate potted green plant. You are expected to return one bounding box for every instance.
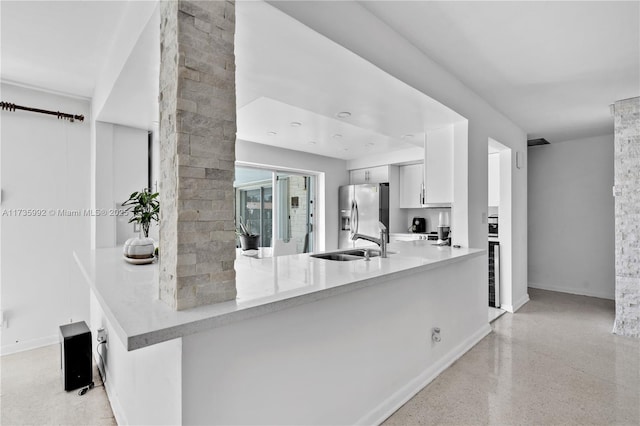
[121,188,160,261]
[237,217,260,251]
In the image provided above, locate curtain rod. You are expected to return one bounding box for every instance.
[0,101,84,123]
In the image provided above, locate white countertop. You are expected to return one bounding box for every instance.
[74,242,484,351]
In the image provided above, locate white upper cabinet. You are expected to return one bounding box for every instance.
[424,126,454,204]
[488,153,500,207]
[399,163,424,208]
[349,165,389,184]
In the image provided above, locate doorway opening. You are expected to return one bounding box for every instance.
[488,138,513,320]
[234,165,316,257]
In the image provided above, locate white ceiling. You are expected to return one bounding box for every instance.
[0,0,129,98]
[235,1,464,160]
[1,0,638,151]
[238,97,418,159]
[358,0,640,143]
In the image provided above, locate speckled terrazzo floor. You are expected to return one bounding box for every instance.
[1,344,115,426]
[383,288,640,425]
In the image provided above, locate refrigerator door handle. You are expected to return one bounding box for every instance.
[349,201,355,239]
[350,200,359,239]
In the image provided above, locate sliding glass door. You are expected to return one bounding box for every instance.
[234,167,272,248]
[276,173,314,254]
[235,166,315,256]
[237,186,272,247]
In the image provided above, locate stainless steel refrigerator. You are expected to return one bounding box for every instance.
[339,183,389,249]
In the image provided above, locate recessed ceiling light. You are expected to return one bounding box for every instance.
[336,111,351,119]
[401,134,414,140]
[309,141,317,145]
[332,134,342,139]
[267,131,277,136]
[290,122,302,127]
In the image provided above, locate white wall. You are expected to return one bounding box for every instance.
[90,1,158,249]
[488,153,500,207]
[113,125,149,244]
[95,122,148,247]
[89,291,181,425]
[236,139,349,251]
[149,124,160,242]
[528,134,615,299]
[346,146,423,170]
[95,122,112,247]
[0,83,91,354]
[182,255,488,425]
[270,1,529,310]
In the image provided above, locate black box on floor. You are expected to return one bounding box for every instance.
[59,321,92,391]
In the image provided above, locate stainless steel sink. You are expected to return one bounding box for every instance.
[310,249,381,261]
[342,249,381,258]
[310,253,361,261]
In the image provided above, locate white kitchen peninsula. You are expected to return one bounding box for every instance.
[75,242,487,425]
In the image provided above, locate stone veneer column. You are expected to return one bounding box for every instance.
[159,0,237,310]
[613,97,640,337]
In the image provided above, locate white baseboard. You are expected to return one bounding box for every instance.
[1,334,59,356]
[357,323,492,426]
[502,293,530,313]
[103,380,127,426]
[95,352,128,426]
[528,282,613,300]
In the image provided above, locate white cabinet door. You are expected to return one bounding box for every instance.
[399,163,423,208]
[349,165,389,184]
[367,165,389,183]
[349,169,368,184]
[425,126,453,204]
[488,153,500,207]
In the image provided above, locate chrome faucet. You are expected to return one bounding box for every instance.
[350,221,388,258]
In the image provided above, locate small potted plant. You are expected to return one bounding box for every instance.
[121,188,160,261]
[237,217,260,251]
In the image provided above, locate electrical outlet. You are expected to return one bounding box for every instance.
[1,310,8,328]
[97,328,107,343]
[613,186,622,197]
[431,327,441,343]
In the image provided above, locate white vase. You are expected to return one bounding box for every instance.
[123,237,155,259]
